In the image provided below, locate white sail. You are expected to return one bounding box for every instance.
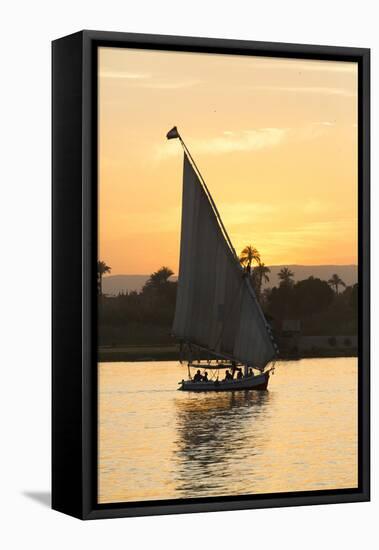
[173,153,277,369]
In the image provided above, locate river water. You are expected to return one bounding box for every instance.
[98,357,357,504]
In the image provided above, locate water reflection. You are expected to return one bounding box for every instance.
[98,359,358,503]
[174,390,271,496]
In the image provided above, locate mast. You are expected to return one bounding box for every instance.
[168,126,277,368]
[167,127,237,260]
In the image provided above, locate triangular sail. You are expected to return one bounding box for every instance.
[172,153,277,369]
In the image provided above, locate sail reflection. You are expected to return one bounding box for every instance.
[173,390,271,497]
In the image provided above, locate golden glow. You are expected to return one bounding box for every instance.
[99,48,358,274]
[98,359,358,503]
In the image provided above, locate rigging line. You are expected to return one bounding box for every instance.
[178,135,238,261]
[187,341,236,363]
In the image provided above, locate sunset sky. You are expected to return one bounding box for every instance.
[98,47,358,275]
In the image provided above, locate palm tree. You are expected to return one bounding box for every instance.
[149,266,174,286]
[278,267,294,286]
[328,273,346,295]
[239,245,261,274]
[97,260,111,296]
[142,266,174,292]
[254,262,271,299]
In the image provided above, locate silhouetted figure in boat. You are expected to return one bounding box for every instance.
[193,370,202,382]
[236,369,243,379]
[248,368,254,377]
[202,372,209,382]
[224,370,233,381]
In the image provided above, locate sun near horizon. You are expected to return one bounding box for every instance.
[98,47,358,276]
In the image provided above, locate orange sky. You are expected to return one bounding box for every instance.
[98,47,358,275]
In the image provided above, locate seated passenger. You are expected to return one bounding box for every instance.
[248,368,254,377]
[193,369,202,382]
[224,370,233,381]
[236,369,243,379]
[202,372,209,382]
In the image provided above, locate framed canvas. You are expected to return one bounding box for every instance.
[52,30,370,520]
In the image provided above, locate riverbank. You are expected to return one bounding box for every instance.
[99,345,181,362]
[98,344,357,363]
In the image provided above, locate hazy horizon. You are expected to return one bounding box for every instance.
[101,264,358,296]
[104,262,358,277]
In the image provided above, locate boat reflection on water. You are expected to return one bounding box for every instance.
[98,359,358,503]
[173,390,272,497]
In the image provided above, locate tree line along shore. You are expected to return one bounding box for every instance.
[97,247,358,363]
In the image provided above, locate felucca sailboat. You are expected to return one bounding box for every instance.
[167,127,278,392]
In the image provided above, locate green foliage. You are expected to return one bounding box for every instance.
[328,273,346,294]
[97,260,111,296]
[239,245,260,270]
[293,277,334,317]
[265,277,358,336]
[98,264,358,347]
[97,260,111,276]
[142,266,174,293]
[278,267,295,286]
[251,262,271,300]
[99,266,177,346]
[349,283,358,309]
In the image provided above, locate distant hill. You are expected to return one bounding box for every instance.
[102,265,357,296]
[102,275,154,296]
[261,265,358,289]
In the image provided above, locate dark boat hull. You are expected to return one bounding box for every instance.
[178,371,269,392]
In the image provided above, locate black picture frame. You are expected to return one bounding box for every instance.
[52,30,370,520]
